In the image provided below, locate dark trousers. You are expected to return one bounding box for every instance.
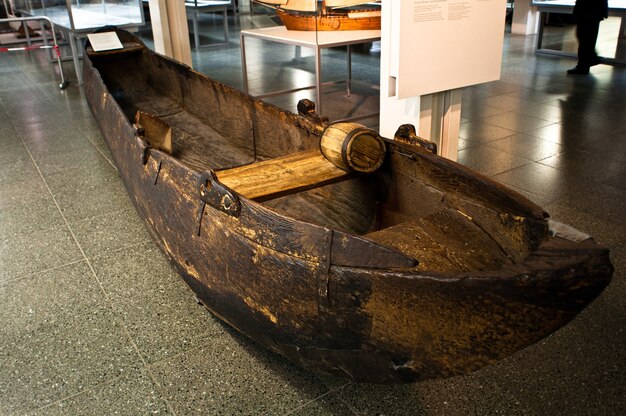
[576,18,601,68]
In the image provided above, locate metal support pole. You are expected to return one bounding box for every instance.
[315,45,322,114]
[240,32,249,93]
[346,44,352,97]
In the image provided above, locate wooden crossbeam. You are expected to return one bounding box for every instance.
[216,149,351,201]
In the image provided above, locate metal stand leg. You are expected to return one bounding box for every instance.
[536,12,546,50]
[617,16,626,60]
[69,33,82,85]
[315,45,322,114]
[22,21,32,45]
[193,10,200,48]
[223,9,229,43]
[240,33,249,93]
[346,44,352,97]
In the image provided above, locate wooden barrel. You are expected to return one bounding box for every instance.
[320,123,386,173]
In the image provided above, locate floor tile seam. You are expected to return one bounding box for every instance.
[83,271,182,416]
[460,118,518,136]
[19,381,102,415]
[534,155,626,184]
[85,239,158,262]
[466,141,539,164]
[0,259,87,287]
[0,219,69,241]
[55,122,117,172]
[62,230,180,415]
[14,122,100,273]
[501,91,571,106]
[486,159,542,184]
[4,58,58,106]
[16,365,167,416]
[132,357,180,416]
[84,258,181,416]
[282,381,355,416]
[485,159,537,181]
[603,180,626,195]
[12,114,177,414]
[541,193,570,211]
[331,383,370,416]
[460,150,537,176]
[67,205,140,227]
[510,183,561,207]
[524,126,566,143]
[532,151,569,167]
[499,179,573,207]
[541,96,611,111]
[99,274,208,321]
[473,94,542,112]
[463,101,509,115]
[486,111,561,129]
[143,336,226,371]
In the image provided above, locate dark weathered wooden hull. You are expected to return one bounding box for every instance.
[83,29,612,383]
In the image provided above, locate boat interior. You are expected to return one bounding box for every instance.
[88,39,549,274]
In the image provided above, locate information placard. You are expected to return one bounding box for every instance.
[392,0,506,98]
[87,32,123,52]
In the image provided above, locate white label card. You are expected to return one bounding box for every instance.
[87,32,124,52]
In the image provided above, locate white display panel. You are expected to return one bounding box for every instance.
[392,0,507,98]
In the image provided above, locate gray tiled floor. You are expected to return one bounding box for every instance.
[1,10,625,416]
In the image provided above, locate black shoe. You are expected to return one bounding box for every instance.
[590,56,602,67]
[567,66,590,75]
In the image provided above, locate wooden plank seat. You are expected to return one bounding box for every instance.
[216,123,386,202]
[216,150,352,201]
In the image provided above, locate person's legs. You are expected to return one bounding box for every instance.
[577,19,601,67]
[568,18,601,74]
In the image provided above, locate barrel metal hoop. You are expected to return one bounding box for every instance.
[341,126,370,170]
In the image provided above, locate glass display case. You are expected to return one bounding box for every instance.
[14,0,143,31]
[531,0,626,65]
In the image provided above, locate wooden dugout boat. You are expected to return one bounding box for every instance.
[84,29,612,383]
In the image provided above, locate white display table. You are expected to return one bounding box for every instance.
[240,26,381,116]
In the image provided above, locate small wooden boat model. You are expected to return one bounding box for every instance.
[254,0,381,31]
[84,29,612,383]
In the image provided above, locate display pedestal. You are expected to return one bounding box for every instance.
[420,91,462,161]
[378,89,462,161]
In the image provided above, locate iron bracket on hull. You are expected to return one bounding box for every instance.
[198,171,242,218]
